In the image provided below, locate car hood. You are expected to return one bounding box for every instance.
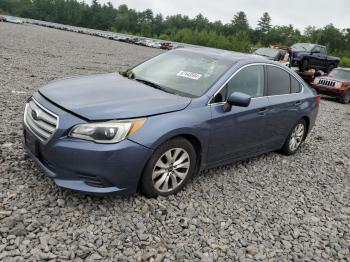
[39,73,192,120]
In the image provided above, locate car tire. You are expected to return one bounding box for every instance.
[281,119,307,155]
[141,138,197,197]
[300,59,308,72]
[339,90,350,104]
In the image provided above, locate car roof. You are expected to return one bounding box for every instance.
[292,43,326,48]
[176,46,266,64]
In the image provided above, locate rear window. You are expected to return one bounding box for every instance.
[267,66,290,95]
[291,76,302,93]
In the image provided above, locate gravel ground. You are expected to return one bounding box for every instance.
[0,22,350,261]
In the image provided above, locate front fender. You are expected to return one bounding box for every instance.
[128,106,211,165]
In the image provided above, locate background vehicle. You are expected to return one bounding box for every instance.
[291,43,340,73]
[311,67,350,104]
[253,46,291,66]
[1,15,24,24]
[23,48,319,197]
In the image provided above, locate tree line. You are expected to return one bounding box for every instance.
[1,0,349,66]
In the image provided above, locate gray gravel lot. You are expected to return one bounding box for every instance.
[0,22,350,261]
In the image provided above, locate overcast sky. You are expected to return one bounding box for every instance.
[86,0,350,31]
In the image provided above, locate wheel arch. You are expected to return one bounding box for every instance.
[301,116,310,139]
[136,132,205,192]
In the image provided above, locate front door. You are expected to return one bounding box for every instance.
[207,64,271,165]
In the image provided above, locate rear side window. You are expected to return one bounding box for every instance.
[290,76,302,93]
[267,66,290,95]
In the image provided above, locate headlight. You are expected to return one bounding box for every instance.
[334,82,342,88]
[69,119,146,143]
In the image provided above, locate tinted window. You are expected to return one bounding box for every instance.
[267,66,290,95]
[290,76,302,93]
[226,65,265,98]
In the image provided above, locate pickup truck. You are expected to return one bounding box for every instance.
[290,43,340,73]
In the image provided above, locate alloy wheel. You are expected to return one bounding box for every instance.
[289,123,305,152]
[152,148,190,192]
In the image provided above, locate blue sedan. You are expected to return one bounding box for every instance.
[23,47,319,197]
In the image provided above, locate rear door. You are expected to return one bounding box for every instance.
[264,65,304,148]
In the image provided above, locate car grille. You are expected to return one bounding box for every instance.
[318,79,336,87]
[24,98,58,142]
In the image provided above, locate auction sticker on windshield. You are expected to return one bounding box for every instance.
[177,71,202,80]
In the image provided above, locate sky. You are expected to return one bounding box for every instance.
[86,0,350,31]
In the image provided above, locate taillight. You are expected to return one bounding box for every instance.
[315,95,321,105]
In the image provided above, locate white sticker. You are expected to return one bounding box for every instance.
[177,70,202,80]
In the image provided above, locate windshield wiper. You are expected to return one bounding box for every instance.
[134,78,169,93]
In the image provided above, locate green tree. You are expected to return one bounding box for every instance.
[257,12,271,33]
[230,11,250,35]
[193,13,209,31]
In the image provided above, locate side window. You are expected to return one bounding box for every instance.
[313,46,321,53]
[320,47,326,54]
[211,85,227,103]
[226,65,265,98]
[290,76,302,93]
[267,66,290,96]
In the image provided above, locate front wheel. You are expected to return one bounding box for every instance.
[339,90,350,104]
[141,138,197,197]
[281,119,307,155]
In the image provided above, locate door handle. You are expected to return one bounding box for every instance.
[295,101,302,106]
[258,108,269,115]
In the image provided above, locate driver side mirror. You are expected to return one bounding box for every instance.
[223,92,251,112]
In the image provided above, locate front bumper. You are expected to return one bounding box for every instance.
[311,85,347,97]
[23,94,153,195]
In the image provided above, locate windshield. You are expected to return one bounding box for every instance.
[291,43,315,52]
[329,69,350,81]
[253,48,279,59]
[130,50,233,97]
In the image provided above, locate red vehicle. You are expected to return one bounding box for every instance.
[311,68,350,104]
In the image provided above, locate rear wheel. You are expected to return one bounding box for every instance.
[300,59,309,72]
[339,90,350,104]
[141,138,196,197]
[281,119,307,155]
